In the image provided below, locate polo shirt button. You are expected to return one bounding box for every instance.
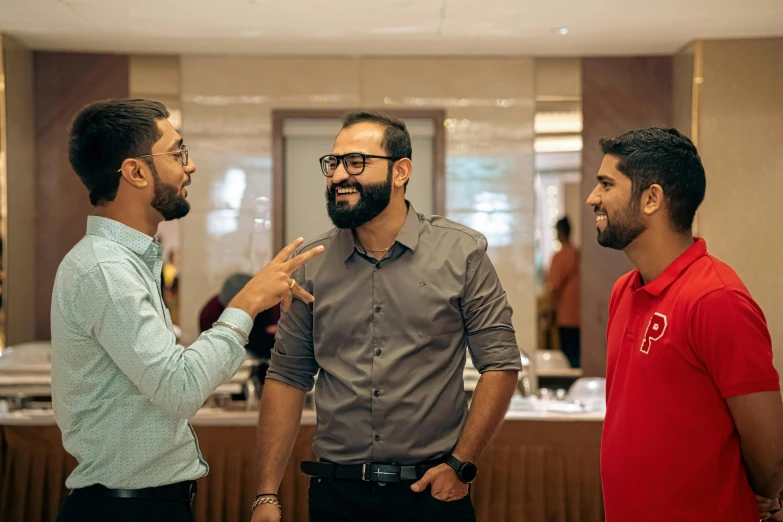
[374,390,381,397]
[375,435,381,442]
[375,306,382,313]
[375,349,382,356]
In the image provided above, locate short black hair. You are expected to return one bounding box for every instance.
[556,216,571,238]
[600,128,705,234]
[341,111,412,161]
[341,111,412,190]
[69,98,169,206]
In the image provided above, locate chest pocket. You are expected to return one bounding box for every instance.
[392,277,464,336]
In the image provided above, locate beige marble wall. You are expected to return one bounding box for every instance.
[534,58,581,101]
[672,44,695,140]
[684,38,783,386]
[2,36,36,345]
[179,56,536,351]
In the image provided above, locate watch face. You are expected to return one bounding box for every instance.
[460,462,478,482]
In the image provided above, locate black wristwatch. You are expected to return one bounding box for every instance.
[446,455,478,483]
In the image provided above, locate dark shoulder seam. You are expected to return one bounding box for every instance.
[430,222,484,248]
[684,258,745,349]
[701,256,731,291]
[684,256,735,310]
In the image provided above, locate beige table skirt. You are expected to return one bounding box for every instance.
[0,420,604,522]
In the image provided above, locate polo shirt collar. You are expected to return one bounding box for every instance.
[634,237,707,296]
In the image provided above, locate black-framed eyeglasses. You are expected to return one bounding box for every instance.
[319,153,400,178]
[116,145,189,173]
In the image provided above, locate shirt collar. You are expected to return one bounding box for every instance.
[86,216,159,258]
[634,237,707,296]
[337,201,421,262]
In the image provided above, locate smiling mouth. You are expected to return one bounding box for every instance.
[335,187,359,196]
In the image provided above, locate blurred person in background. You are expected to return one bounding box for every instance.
[200,273,280,380]
[545,216,580,367]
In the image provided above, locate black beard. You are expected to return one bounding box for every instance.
[596,203,646,250]
[326,168,392,229]
[150,164,191,221]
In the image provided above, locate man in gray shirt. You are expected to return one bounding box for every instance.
[252,112,522,522]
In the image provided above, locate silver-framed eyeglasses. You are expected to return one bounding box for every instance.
[116,145,189,173]
[319,152,400,178]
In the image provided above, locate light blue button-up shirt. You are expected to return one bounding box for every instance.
[51,216,251,489]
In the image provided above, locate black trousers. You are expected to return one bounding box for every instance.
[559,326,581,368]
[56,495,192,522]
[309,477,476,522]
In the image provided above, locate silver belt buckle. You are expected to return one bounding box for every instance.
[361,463,370,481]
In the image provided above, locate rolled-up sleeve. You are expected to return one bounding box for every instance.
[266,264,320,391]
[461,240,522,373]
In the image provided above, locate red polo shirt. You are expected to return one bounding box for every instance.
[601,238,779,522]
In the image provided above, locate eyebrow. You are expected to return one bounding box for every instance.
[597,174,614,183]
[168,138,184,152]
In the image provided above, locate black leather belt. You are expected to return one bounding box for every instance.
[69,480,197,504]
[301,458,446,484]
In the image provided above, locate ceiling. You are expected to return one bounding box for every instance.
[1,0,782,56]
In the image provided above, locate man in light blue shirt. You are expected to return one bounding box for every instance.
[51,99,323,522]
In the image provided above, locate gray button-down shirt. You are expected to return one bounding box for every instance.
[267,203,521,465]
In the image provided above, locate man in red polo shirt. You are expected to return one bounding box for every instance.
[587,127,783,522]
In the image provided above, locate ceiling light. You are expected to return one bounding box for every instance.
[553,27,569,35]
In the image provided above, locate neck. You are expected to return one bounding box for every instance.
[354,197,408,252]
[94,201,161,238]
[624,230,694,284]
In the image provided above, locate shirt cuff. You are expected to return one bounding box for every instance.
[215,308,254,340]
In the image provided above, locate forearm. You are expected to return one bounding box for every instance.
[100,308,249,419]
[256,379,307,494]
[171,327,247,416]
[727,392,783,499]
[744,456,783,498]
[453,370,518,462]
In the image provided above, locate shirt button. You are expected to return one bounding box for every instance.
[374,349,382,356]
[374,435,381,442]
[373,390,381,397]
[375,306,382,313]
[375,263,381,269]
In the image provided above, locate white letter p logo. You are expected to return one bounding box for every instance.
[640,313,667,354]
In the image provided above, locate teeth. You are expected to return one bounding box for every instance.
[596,215,607,222]
[337,188,358,195]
